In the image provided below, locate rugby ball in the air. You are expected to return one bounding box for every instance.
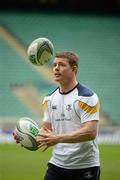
[15,117,39,151]
[27,37,54,66]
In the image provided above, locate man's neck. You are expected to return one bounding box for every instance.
[59,80,78,93]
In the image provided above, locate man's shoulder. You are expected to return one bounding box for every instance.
[76,83,95,97]
[42,87,59,107]
[76,83,99,107]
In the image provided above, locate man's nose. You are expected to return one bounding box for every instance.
[55,64,59,70]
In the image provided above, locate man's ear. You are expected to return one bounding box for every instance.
[72,65,77,73]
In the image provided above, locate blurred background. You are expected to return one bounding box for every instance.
[0,0,120,180]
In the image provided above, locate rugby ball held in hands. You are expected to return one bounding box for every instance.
[15,117,39,151]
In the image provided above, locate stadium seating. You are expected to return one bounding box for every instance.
[0,11,120,124]
[0,36,54,119]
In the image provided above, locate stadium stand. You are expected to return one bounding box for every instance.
[0,36,54,119]
[0,11,120,125]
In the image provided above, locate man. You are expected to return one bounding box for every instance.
[36,51,100,180]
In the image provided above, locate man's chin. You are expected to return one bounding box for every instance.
[54,78,61,82]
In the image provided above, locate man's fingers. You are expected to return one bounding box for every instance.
[38,143,49,152]
[37,138,49,145]
[43,126,51,133]
[37,133,48,138]
[42,145,49,152]
[13,132,16,139]
[13,132,20,143]
[38,142,46,148]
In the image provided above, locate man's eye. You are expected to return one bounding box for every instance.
[61,64,66,67]
[52,63,56,67]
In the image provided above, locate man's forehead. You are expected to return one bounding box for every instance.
[54,57,68,63]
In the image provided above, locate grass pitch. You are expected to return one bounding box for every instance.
[0,144,120,180]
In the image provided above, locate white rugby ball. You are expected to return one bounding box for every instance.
[15,117,39,151]
[27,37,54,66]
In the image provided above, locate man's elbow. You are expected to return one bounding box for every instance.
[89,130,97,140]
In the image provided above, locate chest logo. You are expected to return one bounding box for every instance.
[66,104,72,111]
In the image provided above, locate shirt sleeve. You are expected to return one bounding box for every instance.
[77,93,100,123]
[42,98,51,123]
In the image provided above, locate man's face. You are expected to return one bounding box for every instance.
[52,57,75,84]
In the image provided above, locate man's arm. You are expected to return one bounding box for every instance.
[37,120,98,149]
[58,120,98,143]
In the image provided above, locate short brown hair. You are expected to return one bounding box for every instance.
[55,51,79,68]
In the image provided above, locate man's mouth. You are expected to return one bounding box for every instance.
[54,73,61,77]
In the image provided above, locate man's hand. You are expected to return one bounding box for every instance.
[36,126,59,152]
[13,132,20,144]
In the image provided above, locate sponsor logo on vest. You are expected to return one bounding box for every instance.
[66,104,72,111]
